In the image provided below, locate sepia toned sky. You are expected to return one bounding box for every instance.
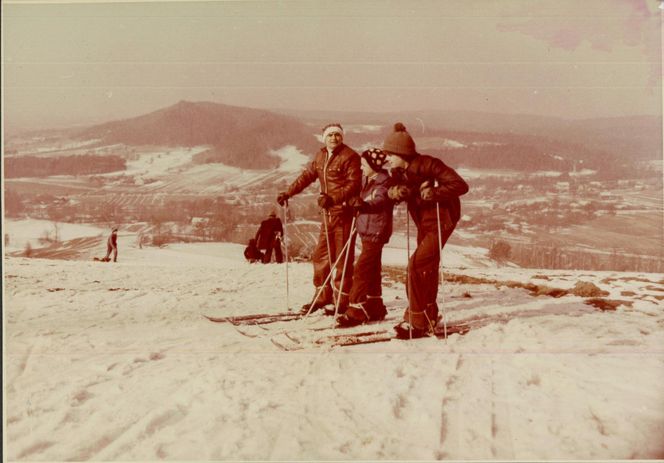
[2,0,662,130]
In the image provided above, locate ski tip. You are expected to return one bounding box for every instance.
[203,315,228,323]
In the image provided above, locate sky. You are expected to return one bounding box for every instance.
[2,0,662,130]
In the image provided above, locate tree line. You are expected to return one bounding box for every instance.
[5,155,126,178]
[492,240,664,273]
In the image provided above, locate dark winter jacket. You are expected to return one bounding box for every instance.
[286,144,361,216]
[244,239,264,263]
[356,172,394,244]
[395,154,469,233]
[255,217,283,250]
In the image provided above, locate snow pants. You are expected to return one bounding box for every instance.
[349,239,384,305]
[104,244,118,262]
[404,225,454,330]
[312,212,355,307]
[261,237,283,264]
[344,239,387,321]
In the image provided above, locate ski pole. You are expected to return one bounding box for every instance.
[322,209,335,305]
[303,222,357,318]
[406,204,413,340]
[333,215,357,320]
[282,202,290,311]
[436,201,448,341]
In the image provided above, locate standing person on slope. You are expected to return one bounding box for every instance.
[254,211,284,263]
[276,123,361,315]
[384,123,469,338]
[103,227,119,263]
[336,148,395,327]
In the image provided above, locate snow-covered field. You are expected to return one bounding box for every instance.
[4,219,107,253]
[4,236,664,460]
[136,145,309,194]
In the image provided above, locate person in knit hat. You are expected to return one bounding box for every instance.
[276,123,361,314]
[383,123,469,339]
[337,148,395,327]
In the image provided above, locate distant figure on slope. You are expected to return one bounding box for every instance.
[102,227,119,262]
[336,148,395,327]
[276,123,361,315]
[254,211,284,263]
[244,238,264,264]
[384,123,469,339]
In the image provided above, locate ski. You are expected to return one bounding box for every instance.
[314,323,473,348]
[268,323,474,351]
[203,312,301,325]
[270,332,305,351]
[232,325,262,338]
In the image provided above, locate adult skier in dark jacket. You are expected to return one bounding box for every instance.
[254,212,284,263]
[337,148,394,327]
[277,123,361,314]
[384,123,469,338]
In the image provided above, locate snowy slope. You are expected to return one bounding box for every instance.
[4,241,664,460]
[4,219,107,252]
[137,145,309,194]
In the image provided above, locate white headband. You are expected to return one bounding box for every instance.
[322,125,344,139]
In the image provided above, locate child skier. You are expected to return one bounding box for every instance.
[383,123,469,339]
[336,148,395,327]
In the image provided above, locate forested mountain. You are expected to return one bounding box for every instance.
[76,101,321,169]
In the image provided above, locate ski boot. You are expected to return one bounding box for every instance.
[300,300,331,315]
[393,321,433,340]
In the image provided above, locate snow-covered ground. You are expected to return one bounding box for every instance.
[4,235,664,460]
[136,145,308,194]
[122,146,210,178]
[4,219,107,253]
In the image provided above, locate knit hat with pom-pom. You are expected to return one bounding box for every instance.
[361,148,388,173]
[383,122,418,159]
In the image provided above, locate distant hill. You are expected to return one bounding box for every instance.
[276,109,661,162]
[76,101,321,169]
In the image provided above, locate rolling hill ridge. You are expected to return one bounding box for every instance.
[76,101,321,169]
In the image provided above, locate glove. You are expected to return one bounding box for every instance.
[276,192,290,206]
[388,185,410,202]
[347,196,366,211]
[317,193,334,209]
[420,181,435,201]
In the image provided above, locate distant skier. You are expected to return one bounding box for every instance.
[384,123,469,338]
[337,148,394,327]
[244,238,264,264]
[276,123,361,314]
[102,227,119,263]
[254,211,284,263]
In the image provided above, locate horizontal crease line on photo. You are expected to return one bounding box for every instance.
[6,61,659,64]
[1,13,652,18]
[3,86,657,89]
[5,351,664,356]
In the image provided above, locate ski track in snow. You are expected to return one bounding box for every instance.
[4,244,664,460]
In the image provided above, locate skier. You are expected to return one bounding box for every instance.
[254,211,284,263]
[336,148,394,327]
[276,123,361,315]
[383,123,469,338]
[102,227,119,263]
